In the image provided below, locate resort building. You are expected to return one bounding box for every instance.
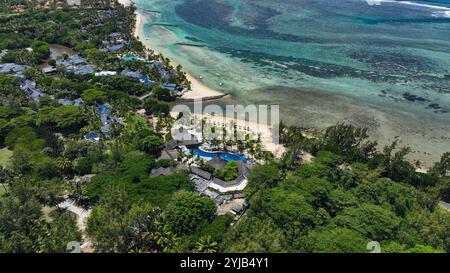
[58,98,84,106]
[56,55,96,75]
[100,43,125,53]
[43,66,57,75]
[56,55,86,67]
[0,63,26,78]
[83,104,123,142]
[160,83,182,96]
[121,69,142,79]
[99,104,124,135]
[67,65,96,75]
[95,71,117,77]
[190,166,213,180]
[20,80,46,102]
[109,32,122,39]
[121,69,155,87]
[147,61,176,81]
[190,157,252,194]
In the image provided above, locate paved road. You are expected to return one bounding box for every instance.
[439,201,450,212]
[57,199,93,251]
[58,199,90,230]
[138,92,152,100]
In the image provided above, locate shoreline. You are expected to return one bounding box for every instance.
[170,111,286,159]
[134,9,141,39]
[123,0,227,101]
[120,1,440,169]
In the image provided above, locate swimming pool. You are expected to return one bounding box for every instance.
[189,147,248,162]
[121,56,139,61]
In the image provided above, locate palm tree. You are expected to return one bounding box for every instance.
[153,227,182,253]
[0,166,12,194]
[57,157,72,174]
[185,150,196,166]
[196,236,219,253]
[222,127,227,148]
[237,140,245,154]
[176,149,185,162]
[225,139,235,153]
[201,118,207,139]
[128,248,145,253]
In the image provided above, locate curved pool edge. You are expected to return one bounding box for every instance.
[188,147,248,162]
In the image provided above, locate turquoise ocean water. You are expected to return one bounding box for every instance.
[134,0,450,165]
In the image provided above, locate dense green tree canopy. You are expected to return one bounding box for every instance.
[300,226,368,253]
[165,192,217,236]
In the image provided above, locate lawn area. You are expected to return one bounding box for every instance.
[0,147,13,167]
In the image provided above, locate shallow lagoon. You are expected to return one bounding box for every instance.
[135,0,450,165]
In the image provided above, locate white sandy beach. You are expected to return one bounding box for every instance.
[122,0,282,157]
[118,0,131,6]
[170,111,286,158]
[182,73,226,100]
[134,10,142,38]
[119,0,226,100]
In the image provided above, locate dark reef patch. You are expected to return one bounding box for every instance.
[174,0,318,43]
[185,36,204,43]
[175,43,206,48]
[215,46,403,83]
[349,51,437,74]
[403,92,430,103]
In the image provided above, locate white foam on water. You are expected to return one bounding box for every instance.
[365,0,450,18]
[365,0,450,11]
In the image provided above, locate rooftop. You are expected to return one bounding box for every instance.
[150,167,176,177]
[100,43,125,53]
[68,65,96,75]
[109,32,121,38]
[20,80,46,102]
[121,69,142,79]
[43,66,56,74]
[158,149,178,161]
[95,71,117,77]
[0,63,26,78]
[190,166,212,180]
[209,156,227,170]
[58,98,84,106]
[57,55,86,67]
